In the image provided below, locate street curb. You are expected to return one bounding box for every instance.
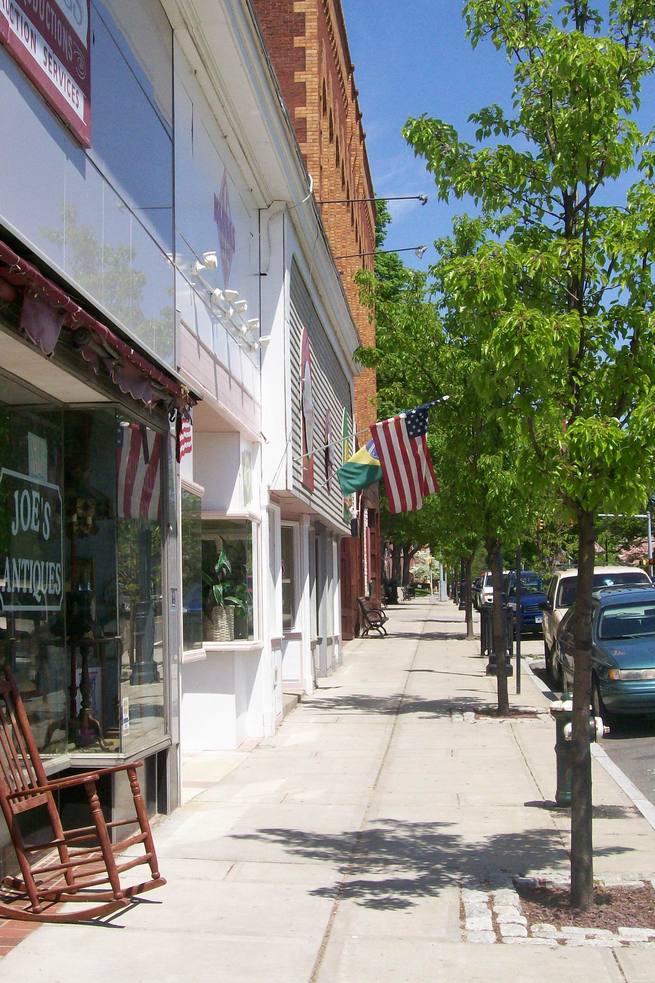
[523,659,655,833]
[590,743,655,831]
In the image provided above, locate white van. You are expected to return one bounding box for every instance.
[542,565,654,682]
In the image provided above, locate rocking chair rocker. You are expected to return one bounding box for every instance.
[0,667,165,922]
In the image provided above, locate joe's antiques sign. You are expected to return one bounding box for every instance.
[0,0,91,146]
[0,469,64,612]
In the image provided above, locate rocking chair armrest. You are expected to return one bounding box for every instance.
[7,761,146,802]
[7,772,102,798]
[93,761,144,778]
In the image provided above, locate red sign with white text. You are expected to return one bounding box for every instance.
[0,0,91,146]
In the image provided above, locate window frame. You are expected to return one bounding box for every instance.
[180,478,205,657]
[200,512,260,644]
[281,521,300,634]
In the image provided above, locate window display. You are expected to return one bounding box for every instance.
[0,400,67,755]
[0,381,169,758]
[201,520,254,641]
[181,489,202,651]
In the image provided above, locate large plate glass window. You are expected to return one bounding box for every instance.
[0,378,169,758]
[181,488,202,652]
[116,415,166,754]
[0,394,66,757]
[281,524,297,632]
[202,520,254,642]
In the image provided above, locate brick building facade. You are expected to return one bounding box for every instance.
[252,0,383,635]
[252,0,377,433]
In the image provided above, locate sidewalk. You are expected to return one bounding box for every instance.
[1,598,654,981]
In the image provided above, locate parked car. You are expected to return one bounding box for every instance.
[475,571,494,609]
[554,587,655,717]
[504,571,548,635]
[541,565,653,680]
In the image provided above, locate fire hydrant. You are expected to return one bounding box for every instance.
[549,693,609,806]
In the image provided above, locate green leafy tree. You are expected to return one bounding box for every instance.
[404,0,655,908]
[358,215,539,701]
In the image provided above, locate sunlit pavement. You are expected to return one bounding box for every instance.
[1,597,654,982]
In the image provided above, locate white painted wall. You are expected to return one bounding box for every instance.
[259,208,291,492]
[193,433,241,512]
[174,43,260,380]
[181,647,265,750]
[299,516,315,694]
[192,433,261,515]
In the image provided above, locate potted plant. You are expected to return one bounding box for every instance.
[204,549,243,642]
[229,581,252,639]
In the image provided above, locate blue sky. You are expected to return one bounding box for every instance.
[340,1,514,268]
[341,1,655,270]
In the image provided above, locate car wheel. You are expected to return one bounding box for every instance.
[591,674,610,723]
[553,651,565,692]
[544,639,553,676]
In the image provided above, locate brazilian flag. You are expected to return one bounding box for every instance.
[337,439,382,495]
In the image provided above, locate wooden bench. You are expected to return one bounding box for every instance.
[357,596,388,637]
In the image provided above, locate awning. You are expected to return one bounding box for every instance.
[0,237,198,457]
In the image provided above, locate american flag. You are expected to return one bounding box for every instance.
[179,417,193,459]
[371,403,438,514]
[116,423,162,521]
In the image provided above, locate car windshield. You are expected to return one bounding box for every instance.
[508,575,543,596]
[598,603,655,639]
[559,571,652,607]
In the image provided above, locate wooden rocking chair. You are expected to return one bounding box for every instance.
[0,667,165,922]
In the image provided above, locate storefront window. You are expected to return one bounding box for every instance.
[65,409,120,752]
[116,417,166,754]
[0,401,67,756]
[0,384,168,758]
[181,489,202,651]
[202,520,254,642]
[281,525,297,631]
[65,411,167,755]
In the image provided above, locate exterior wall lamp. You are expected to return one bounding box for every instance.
[317,194,428,206]
[191,251,218,275]
[334,245,428,261]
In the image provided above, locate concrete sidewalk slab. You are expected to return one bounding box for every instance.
[315,936,627,983]
[0,597,654,982]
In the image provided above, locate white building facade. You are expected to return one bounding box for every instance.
[162,0,359,754]
[0,0,358,848]
[0,0,194,849]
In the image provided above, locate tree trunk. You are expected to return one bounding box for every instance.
[570,509,595,909]
[391,543,402,585]
[401,543,412,587]
[488,539,509,714]
[464,554,474,640]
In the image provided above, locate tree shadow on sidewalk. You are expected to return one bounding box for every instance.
[408,668,488,679]
[419,617,474,624]
[389,630,469,641]
[302,691,532,718]
[230,819,630,910]
[525,800,640,820]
